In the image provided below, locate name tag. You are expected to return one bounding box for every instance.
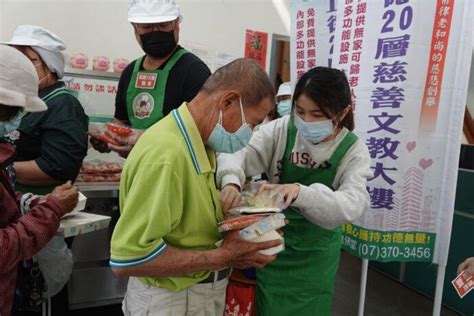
[135,73,157,89]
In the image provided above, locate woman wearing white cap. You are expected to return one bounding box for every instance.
[5,25,88,315]
[5,25,88,196]
[0,44,79,316]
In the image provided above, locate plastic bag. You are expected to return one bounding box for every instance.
[225,281,255,316]
[241,181,285,209]
[36,236,73,297]
[88,122,133,146]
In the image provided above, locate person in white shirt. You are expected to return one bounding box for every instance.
[217,67,372,316]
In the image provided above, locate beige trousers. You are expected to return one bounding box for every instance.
[122,276,228,316]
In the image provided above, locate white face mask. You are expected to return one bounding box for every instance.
[294,114,335,144]
[34,63,50,84]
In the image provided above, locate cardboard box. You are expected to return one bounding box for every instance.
[57,212,111,238]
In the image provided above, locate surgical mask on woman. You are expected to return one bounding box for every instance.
[277,100,292,116]
[33,63,50,84]
[0,113,22,136]
[293,114,335,144]
[207,98,253,153]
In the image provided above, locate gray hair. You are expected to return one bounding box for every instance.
[201,58,275,107]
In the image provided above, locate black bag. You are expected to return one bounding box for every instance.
[12,259,47,312]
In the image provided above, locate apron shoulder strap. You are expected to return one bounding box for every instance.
[163,48,188,71]
[328,131,358,167]
[283,117,298,160]
[132,56,144,74]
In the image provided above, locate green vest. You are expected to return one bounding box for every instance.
[125,48,188,129]
[256,118,358,316]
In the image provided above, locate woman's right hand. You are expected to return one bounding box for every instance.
[219,184,242,211]
[50,181,79,215]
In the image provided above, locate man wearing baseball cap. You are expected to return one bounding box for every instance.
[91,0,211,158]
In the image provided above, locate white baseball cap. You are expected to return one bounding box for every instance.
[0,45,47,112]
[276,82,292,97]
[128,0,182,23]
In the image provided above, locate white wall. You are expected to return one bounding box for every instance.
[0,0,291,72]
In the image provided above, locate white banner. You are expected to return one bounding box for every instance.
[290,0,337,89]
[291,0,473,264]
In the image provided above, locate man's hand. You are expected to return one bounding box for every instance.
[89,136,111,153]
[49,181,79,216]
[458,257,474,277]
[218,230,281,269]
[106,129,143,158]
[256,183,300,209]
[219,184,242,211]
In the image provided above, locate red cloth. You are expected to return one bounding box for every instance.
[224,281,256,316]
[0,142,64,316]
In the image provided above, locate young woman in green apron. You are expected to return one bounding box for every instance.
[217,67,372,315]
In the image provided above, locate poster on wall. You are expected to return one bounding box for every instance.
[290,0,337,89]
[244,29,268,69]
[327,0,472,264]
[291,0,473,264]
[63,74,118,123]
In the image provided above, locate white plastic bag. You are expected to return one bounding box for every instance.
[36,236,73,297]
[241,181,285,209]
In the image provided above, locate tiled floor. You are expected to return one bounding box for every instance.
[332,252,460,316]
[68,251,461,315]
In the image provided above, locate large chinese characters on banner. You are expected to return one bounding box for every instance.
[291,0,472,264]
[290,0,337,88]
[333,0,471,263]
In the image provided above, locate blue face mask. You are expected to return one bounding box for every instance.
[207,98,253,153]
[0,114,22,136]
[277,100,292,116]
[294,114,334,144]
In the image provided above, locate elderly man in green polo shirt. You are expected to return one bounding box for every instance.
[110,58,280,315]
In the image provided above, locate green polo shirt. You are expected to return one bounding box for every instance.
[110,103,223,291]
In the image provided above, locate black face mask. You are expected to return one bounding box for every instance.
[140,30,177,58]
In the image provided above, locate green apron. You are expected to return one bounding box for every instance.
[256,118,358,316]
[126,48,188,129]
[15,88,77,195]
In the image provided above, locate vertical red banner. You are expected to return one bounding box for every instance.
[245,29,268,69]
[419,0,454,132]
